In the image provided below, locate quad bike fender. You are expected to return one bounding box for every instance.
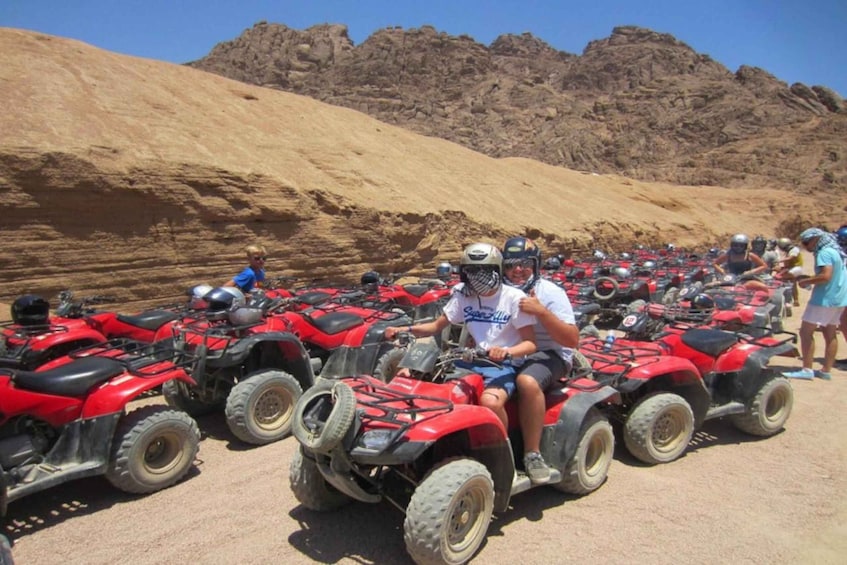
[28,327,107,353]
[401,404,506,444]
[81,368,195,418]
[714,342,796,400]
[206,331,315,387]
[540,385,619,471]
[615,359,711,426]
[3,413,119,507]
[712,342,785,373]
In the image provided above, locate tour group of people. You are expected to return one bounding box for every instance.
[228,225,847,483]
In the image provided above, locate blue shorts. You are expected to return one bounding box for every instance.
[454,361,517,397]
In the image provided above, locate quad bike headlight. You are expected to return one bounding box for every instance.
[358,429,396,451]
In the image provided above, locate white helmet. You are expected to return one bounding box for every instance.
[228,306,264,326]
[459,242,503,295]
[186,284,214,310]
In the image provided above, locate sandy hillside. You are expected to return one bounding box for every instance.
[0,28,840,310]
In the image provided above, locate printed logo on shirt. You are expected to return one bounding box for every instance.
[463,305,512,328]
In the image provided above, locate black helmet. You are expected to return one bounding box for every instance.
[203,287,246,321]
[543,256,562,271]
[501,236,541,292]
[691,294,715,310]
[361,271,380,292]
[12,294,50,326]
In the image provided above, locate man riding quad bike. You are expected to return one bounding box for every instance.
[289,336,619,565]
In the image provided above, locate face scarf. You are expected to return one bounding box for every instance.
[800,228,847,260]
[465,268,501,295]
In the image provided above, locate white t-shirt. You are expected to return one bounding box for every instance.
[443,284,535,350]
[531,278,576,363]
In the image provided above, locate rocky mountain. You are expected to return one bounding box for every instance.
[0,28,839,308]
[190,23,847,195]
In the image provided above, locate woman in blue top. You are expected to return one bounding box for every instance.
[783,228,847,381]
[225,243,267,294]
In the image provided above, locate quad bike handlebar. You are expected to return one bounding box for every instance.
[54,290,117,318]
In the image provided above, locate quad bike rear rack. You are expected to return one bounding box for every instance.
[578,337,668,387]
[67,338,196,377]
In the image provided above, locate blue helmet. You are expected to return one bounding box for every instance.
[837,225,847,249]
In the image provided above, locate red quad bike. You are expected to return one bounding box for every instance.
[1,292,110,371]
[0,339,200,516]
[274,294,414,377]
[165,301,318,445]
[578,323,797,465]
[1,290,199,371]
[289,336,619,565]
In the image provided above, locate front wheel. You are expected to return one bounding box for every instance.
[624,392,694,465]
[732,377,793,436]
[106,405,200,494]
[289,446,352,511]
[373,347,406,383]
[404,458,494,565]
[225,370,303,445]
[554,408,614,495]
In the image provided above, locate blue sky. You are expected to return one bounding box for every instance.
[3,0,845,97]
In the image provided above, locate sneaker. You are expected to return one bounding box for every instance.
[815,371,832,381]
[783,368,814,380]
[523,451,551,485]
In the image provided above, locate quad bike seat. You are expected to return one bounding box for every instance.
[10,356,126,397]
[302,311,364,335]
[297,291,333,306]
[117,309,181,331]
[401,284,431,298]
[680,328,739,357]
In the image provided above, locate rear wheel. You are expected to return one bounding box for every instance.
[106,406,199,493]
[554,408,614,494]
[404,458,494,565]
[289,446,352,511]
[732,377,793,436]
[624,392,694,464]
[162,379,222,417]
[225,370,302,445]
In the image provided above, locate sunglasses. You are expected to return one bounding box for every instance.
[504,259,534,269]
[462,265,493,274]
[252,256,267,261]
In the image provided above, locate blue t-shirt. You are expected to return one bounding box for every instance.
[233,267,265,293]
[810,247,847,307]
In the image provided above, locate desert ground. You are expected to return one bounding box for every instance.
[3,284,847,565]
